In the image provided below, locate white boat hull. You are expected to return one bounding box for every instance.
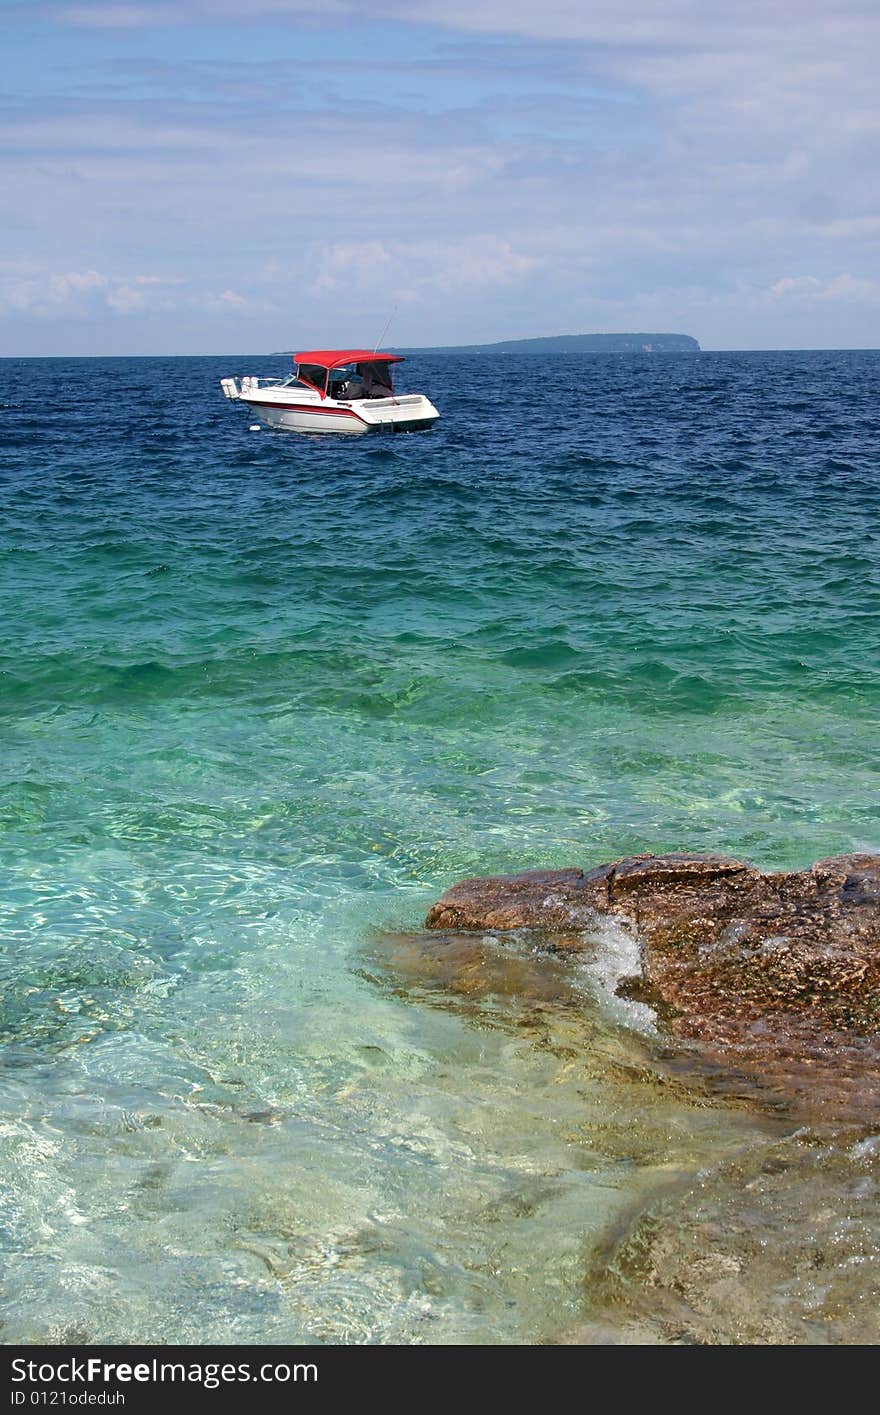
[242,389,439,436]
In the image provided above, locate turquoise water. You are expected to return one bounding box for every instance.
[1,351,878,1343]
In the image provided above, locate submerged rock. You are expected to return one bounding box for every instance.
[426,853,880,1117]
[567,1127,880,1345]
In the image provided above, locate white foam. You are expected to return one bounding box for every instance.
[573,916,658,1035]
[850,1133,880,1162]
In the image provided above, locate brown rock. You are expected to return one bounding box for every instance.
[425,852,880,1117]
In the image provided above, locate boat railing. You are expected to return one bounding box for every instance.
[220,375,288,400]
[362,394,424,406]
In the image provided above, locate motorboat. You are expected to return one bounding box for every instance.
[220,348,439,435]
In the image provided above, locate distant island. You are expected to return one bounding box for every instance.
[270,333,700,358]
[395,332,701,355]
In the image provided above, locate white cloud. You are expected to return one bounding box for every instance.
[200,288,250,311]
[48,269,108,300]
[2,269,108,313]
[0,268,252,320]
[314,235,535,297]
[770,273,880,305]
[106,283,146,313]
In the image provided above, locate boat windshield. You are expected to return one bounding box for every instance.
[294,363,329,394]
[282,359,396,399]
[279,373,319,390]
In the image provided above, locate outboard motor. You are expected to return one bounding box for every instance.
[220,378,240,400]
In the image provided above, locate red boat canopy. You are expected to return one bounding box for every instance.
[293,349,404,369]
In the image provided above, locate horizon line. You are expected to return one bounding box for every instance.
[3,345,880,359]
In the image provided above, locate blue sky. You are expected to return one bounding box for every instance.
[2,0,879,353]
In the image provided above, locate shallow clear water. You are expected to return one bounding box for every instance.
[1,350,878,1343]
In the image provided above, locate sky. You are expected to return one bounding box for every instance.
[1,0,879,354]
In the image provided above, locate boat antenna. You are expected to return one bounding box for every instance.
[373,305,397,353]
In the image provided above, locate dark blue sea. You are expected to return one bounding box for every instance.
[1,350,878,1343]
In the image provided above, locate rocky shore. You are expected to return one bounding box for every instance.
[426,852,880,1119]
[416,852,880,1342]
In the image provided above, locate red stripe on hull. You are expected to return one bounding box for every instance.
[244,400,368,425]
